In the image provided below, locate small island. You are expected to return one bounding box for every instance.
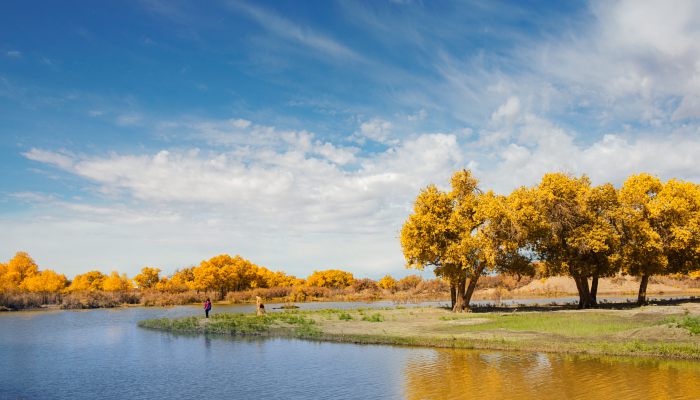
[139,301,700,360]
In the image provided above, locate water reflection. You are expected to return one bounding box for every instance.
[2,305,700,400]
[403,349,700,400]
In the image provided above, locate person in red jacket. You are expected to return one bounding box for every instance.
[204,298,212,318]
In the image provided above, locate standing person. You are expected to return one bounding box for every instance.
[204,298,212,318]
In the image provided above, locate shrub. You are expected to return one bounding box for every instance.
[351,278,379,292]
[61,291,139,309]
[226,287,294,303]
[339,312,353,321]
[0,291,48,310]
[140,290,207,307]
[361,313,384,322]
[397,275,423,291]
[414,279,449,295]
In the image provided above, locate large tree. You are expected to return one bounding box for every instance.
[521,173,620,308]
[401,171,480,311]
[619,174,700,304]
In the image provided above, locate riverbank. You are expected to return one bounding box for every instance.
[4,274,699,311]
[138,301,700,359]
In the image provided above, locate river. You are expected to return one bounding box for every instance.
[1,302,699,399]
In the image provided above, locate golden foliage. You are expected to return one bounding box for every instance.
[1,251,39,290]
[306,269,355,288]
[378,274,398,291]
[68,271,106,292]
[102,271,133,292]
[19,269,67,293]
[133,267,161,289]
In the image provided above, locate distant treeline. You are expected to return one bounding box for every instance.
[401,170,700,311]
[0,251,454,310]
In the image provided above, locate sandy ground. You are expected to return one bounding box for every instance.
[508,275,700,296]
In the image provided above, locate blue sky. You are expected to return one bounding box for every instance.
[2,0,699,278]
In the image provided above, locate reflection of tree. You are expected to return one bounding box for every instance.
[403,349,700,400]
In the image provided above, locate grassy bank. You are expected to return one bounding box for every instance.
[138,302,700,359]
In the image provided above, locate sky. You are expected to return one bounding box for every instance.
[1,0,700,279]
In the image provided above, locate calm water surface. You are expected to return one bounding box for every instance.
[1,303,699,399]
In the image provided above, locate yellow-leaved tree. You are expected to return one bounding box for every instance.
[378,275,398,292]
[619,174,700,304]
[133,267,161,290]
[3,251,39,290]
[519,173,621,308]
[401,170,528,311]
[102,271,133,292]
[306,269,354,288]
[67,271,106,292]
[0,262,10,292]
[167,267,196,292]
[19,269,67,302]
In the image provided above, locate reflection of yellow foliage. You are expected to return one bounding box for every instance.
[403,349,700,400]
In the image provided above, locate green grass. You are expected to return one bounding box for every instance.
[437,312,653,337]
[664,315,700,335]
[138,311,320,336]
[138,307,700,359]
[361,313,384,322]
[339,312,353,321]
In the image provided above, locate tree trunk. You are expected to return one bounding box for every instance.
[573,274,591,309]
[590,274,599,307]
[452,274,467,312]
[637,274,649,305]
[450,282,456,310]
[573,274,583,309]
[463,264,486,311]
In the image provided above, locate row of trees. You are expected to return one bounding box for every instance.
[401,170,700,311]
[0,252,432,302]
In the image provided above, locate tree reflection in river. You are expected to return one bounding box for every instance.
[403,349,700,400]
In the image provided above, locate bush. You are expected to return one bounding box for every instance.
[339,312,353,321]
[361,313,384,322]
[476,274,533,290]
[140,290,207,307]
[351,278,379,292]
[61,291,139,309]
[414,279,449,295]
[288,286,338,302]
[226,287,294,303]
[0,291,48,310]
[397,275,423,291]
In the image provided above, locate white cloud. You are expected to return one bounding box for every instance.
[6,50,22,59]
[23,148,75,170]
[227,1,363,62]
[17,119,467,276]
[491,96,521,124]
[525,0,700,123]
[14,110,700,276]
[357,118,396,144]
[473,112,700,193]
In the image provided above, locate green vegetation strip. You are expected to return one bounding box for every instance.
[438,312,649,336]
[138,312,321,337]
[138,307,700,359]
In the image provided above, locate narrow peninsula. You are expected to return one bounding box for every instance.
[139,302,700,360]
